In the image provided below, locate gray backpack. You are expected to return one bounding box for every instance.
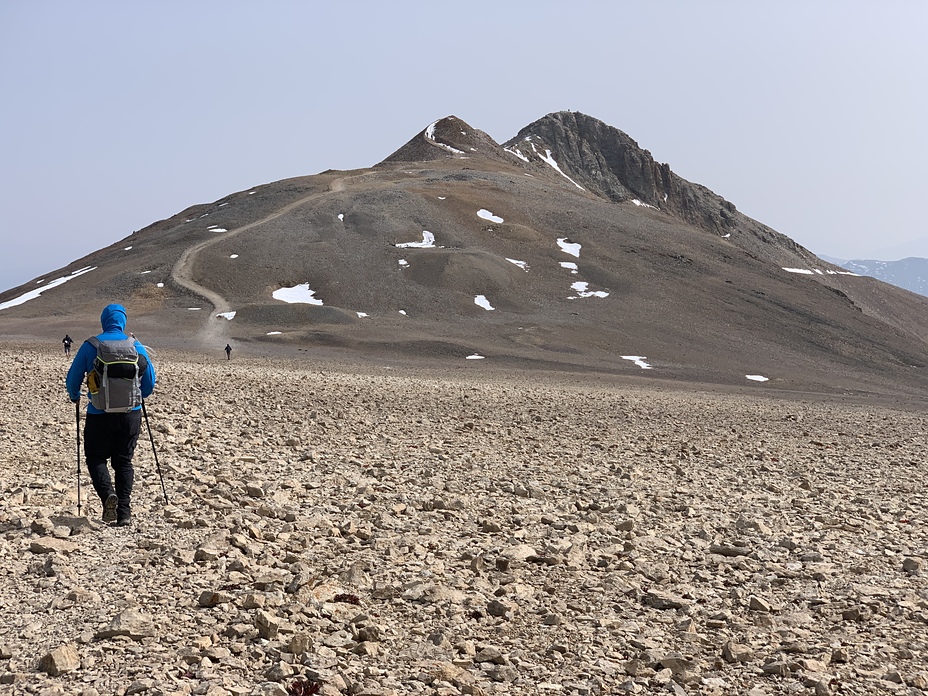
[86,337,147,412]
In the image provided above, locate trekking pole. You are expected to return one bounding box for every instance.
[141,400,169,504]
[75,401,82,516]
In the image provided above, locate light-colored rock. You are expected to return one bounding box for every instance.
[125,679,155,694]
[255,610,281,640]
[486,599,512,617]
[722,641,754,663]
[95,608,155,640]
[500,544,537,561]
[38,643,79,675]
[29,537,77,554]
[49,515,94,534]
[709,543,751,557]
[198,590,234,607]
[643,590,689,610]
[902,557,924,576]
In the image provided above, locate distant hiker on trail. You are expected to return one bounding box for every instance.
[224,344,232,360]
[66,304,156,526]
[62,335,73,358]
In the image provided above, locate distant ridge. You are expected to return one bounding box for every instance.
[832,257,928,298]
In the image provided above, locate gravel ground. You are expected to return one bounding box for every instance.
[1,343,926,696]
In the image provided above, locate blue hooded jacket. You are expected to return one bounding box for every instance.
[66,304,157,414]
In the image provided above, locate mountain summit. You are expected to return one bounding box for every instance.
[381,116,513,164]
[2,111,928,397]
[506,112,818,266]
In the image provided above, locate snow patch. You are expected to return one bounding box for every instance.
[477,209,504,224]
[559,261,579,274]
[0,267,97,311]
[272,283,323,305]
[530,142,585,190]
[622,355,652,370]
[466,354,486,360]
[557,238,581,258]
[746,375,769,382]
[474,295,495,311]
[216,311,236,320]
[396,231,436,248]
[506,258,529,272]
[569,281,609,299]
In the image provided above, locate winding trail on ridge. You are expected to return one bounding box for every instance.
[171,176,351,347]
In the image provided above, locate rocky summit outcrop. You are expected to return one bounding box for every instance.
[505,112,674,208]
[2,343,927,695]
[505,111,820,267]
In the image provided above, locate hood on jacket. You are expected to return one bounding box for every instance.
[100,303,128,333]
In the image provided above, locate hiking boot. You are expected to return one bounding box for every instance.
[116,510,132,527]
[102,493,118,523]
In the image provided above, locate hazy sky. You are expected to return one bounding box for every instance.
[2,1,926,292]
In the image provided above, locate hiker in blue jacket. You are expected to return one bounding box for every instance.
[66,304,156,526]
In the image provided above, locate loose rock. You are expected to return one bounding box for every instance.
[1,344,926,695]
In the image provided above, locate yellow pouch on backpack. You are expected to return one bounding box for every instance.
[87,370,100,395]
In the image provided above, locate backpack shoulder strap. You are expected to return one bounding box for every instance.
[136,347,149,373]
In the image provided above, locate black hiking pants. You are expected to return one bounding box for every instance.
[84,410,141,516]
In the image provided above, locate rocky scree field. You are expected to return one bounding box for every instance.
[0,343,927,695]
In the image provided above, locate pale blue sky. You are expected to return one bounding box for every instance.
[1,1,926,292]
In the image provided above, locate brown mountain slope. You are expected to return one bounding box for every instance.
[2,113,927,398]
